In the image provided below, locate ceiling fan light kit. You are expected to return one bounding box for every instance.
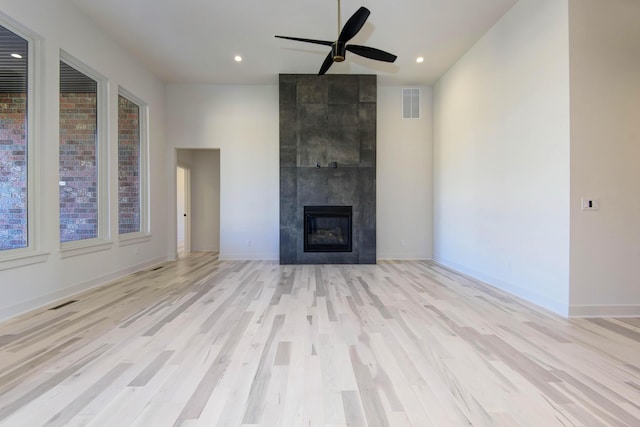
[275,0,397,75]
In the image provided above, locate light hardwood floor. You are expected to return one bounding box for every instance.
[0,252,639,426]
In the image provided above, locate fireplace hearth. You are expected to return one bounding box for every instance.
[304,206,352,252]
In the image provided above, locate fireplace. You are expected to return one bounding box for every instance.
[304,206,352,252]
[279,74,376,264]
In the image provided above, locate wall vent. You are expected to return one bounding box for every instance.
[49,300,79,310]
[402,88,420,119]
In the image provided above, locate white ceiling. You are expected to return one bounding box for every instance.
[68,0,517,86]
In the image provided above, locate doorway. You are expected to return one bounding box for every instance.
[176,164,191,257]
[176,149,221,257]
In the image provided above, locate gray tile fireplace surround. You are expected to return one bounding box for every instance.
[279,74,376,264]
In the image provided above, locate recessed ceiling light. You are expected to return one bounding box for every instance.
[234,55,242,62]
[416,57,424,63]
[11,53,23,59]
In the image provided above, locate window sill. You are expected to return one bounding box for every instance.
[0,250,50,271]
[60,239,113,259]
[118,233,152,247]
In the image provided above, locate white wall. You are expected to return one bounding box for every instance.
[377,86,433,259]
[433,0,571,315]
[166,85,280,260]
[0,0,168,321]
[191,150,221,252]
[568,0,640,316]
[166,83,434,261]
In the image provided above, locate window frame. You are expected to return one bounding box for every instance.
[58,51,112,258]
[117,86,150,246]
[0,14,48,271]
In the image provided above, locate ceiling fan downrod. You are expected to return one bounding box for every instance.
[337,0,342,37]
[333,0,345,61]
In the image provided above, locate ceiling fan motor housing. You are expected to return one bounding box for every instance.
[332,41,346,62]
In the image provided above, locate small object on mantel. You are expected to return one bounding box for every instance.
[329,161,338,168]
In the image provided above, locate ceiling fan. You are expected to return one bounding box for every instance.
[275,0,397,75]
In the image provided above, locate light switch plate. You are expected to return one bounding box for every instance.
[581,198,599,211]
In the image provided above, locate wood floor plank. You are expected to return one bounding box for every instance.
[43,362,133,427]
[0,253,638,426]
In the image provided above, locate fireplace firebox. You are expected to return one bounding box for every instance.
[304,206,352,252]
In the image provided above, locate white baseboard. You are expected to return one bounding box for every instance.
[432,257,570,317]
[219,252,278,261]
[376,254,432,261]
[569,305,640,318]
[431,259,640,318]
[0,256,166,323]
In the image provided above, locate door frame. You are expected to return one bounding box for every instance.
[177,163,191,255]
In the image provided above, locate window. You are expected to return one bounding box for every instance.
[59,54,109,253]
[118,90,148,237]
[0,17,47,269]
[0,24,28,251]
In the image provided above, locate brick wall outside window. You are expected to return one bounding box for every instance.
[0,93,27,250]
[59,92,98,242]
[118,95,140,234]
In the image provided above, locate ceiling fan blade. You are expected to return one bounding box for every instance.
[275,35,333,47]
[346,44,397,63]
[318,52,334,75]
[338,7,370,43]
